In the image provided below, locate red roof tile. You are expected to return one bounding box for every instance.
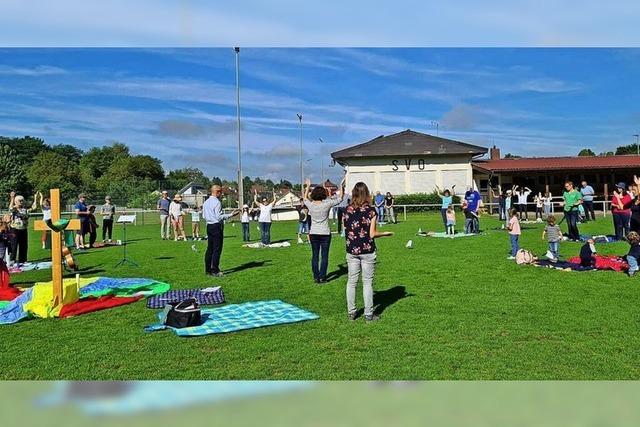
[473,155,640,173]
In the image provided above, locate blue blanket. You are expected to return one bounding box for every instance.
[145,299,319,336]
[0,288,33,324]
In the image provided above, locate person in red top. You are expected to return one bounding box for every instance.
[611,182,632,241]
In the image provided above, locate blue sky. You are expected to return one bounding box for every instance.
[0,48,639,182]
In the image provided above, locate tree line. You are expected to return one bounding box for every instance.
[0,136,295,208]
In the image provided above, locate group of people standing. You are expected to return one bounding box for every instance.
[435,185,482,235]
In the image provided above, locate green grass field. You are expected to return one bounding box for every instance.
[1,212,639,380]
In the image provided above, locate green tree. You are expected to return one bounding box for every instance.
[26,151,82,198]
[615,144,640,155]
[51,144,84,163]
[0,144,26,206]
[503,153,522,159]
[578,148,595,156]
[166,167,210,189]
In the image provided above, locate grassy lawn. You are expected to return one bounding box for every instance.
[1,212,639,380]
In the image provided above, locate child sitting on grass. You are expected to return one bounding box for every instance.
[445,206,456,235]
[579,238,597,267]
[507,208,521,260]
[625,231,640,277]
[542,215,562,262]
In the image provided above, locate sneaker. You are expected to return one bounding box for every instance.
[207,272,224,277]
[365,314,380,323]
[348,312,357,321]
[629,270,637,277]
[507,256,516,260]
[545,251,554,260]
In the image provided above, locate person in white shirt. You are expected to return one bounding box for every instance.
[253,189,277,245]
[514,185,531,221]
[203,185,239,276]
[240,204,251,242]
[169,194,186,241]
[190,206,201,240]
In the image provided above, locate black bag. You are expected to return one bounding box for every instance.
[164,298,202,328]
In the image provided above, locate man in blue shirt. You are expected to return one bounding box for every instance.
[74,194,90,250]
[203,185,239,276]
[464,186,482,233]
[157,191,172,239]
[374,191,385,222]
[580,180,596,222]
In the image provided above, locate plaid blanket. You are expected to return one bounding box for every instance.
[145,299,319,336]
[146,287,225,309]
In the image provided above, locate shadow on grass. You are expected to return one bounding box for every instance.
[225,260,271,274]
[270,239,291,244]
[326,263,348,282]
[155,256,175,260]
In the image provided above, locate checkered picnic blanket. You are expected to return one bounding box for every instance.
[146,287,225,309]
[144,299,319,336]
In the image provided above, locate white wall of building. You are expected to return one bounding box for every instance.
[343,155,474,194]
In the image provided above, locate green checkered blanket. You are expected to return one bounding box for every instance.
[144,300,319,336]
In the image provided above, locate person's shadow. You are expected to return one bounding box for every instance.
[355,285,413,318]
[326,263,348,282]
[225,260,271,274]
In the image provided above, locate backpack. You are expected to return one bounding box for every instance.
[163,298,202,328]
[515,249,537,265]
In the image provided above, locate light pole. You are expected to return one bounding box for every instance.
[318,137,324,184]
[297,113,303,193]
[634,134,640,156]
[235,47,244,208]
[430,120,439,136]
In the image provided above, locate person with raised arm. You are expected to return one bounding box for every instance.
[253,188,277,245]
[436,184,456,231]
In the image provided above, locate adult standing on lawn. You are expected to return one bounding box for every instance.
[304,176,345,284]
[580,180,596,221]
[254,189,277,245]
[100,195,115,242]
[464,185,482,233]
[514,185,531,221]
[611,182,632,241]
[384,192,397,224]
[203,185,239,277]
[631,176,640,233]
[436,185,455,230]
[8,191,37,264]
[374,191,385,222]
[74,194,91,251]
[157,190,171,240]
[559,181,582,241]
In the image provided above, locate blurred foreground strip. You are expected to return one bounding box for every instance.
[1,382,639,426]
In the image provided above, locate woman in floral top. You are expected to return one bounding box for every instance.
[8,191,37,264]
[343,182,393,323]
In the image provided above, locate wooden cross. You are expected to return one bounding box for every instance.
[33,189,82,306]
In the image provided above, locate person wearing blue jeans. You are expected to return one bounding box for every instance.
[254,189,277,245]
[625,231,640,276]
[310,234,331,281]
[436,185,455,231]
[374,191,385,222]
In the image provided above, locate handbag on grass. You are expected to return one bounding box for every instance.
[163,298,202,328]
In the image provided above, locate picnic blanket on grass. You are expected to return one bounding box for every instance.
[579,234,621,243]
[534,260,594,271]
[567,255,629,272]
[417,231,479,238]
[145,299,319,336]
[242,241,291,248]
[146,287,225,309]
[8,261,53,274]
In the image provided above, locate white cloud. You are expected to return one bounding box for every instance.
[0,65,67,76]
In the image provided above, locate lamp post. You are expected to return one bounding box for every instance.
[430,120,439,136]
[235,47,244,208]
[318,137,324,184]
[634,134,640,156]
[297,113,303,193]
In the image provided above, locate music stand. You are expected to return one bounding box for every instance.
[115,214,138,267]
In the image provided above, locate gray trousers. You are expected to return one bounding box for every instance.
[160,214,170,238]
[346,252,377,317]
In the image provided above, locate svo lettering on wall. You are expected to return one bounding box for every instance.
[391,159,427,171]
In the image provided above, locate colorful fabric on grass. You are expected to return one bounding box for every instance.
[0,301,8,309]
[80,277,170,298]
[534,260,594,271]
[146,287,225,309]
[567,255,629,272]
[145,299,319,336]
[0,277,170,325]
[8,261,53,274]
[59,295,143,318]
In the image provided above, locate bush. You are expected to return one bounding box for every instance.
[394,192,461,212]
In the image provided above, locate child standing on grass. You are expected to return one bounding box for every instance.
[507,208,521,260]
[241,204,251,242]
[625,231,640,276]
[445,206,456,235]
[343,182,393,323]
[191,206,201,240]
[87,205,99,248]
[542,215,562,261]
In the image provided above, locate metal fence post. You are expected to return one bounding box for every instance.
[403,205,407,221]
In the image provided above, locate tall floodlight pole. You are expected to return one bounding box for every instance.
[430,120,439,136]
[319,137,324,183]
[235,47,244,208]
[297,114,303,192]
[634,134,640,156]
